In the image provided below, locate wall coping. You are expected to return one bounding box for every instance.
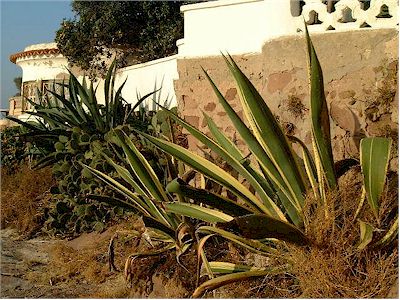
[180,0,262,12]
[117,54,178,73]
[25,43,57,51]
[176,27,397,60]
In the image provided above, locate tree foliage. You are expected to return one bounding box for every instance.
[13,76,22,96]
[55,1,185,76]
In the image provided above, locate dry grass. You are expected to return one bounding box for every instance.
[1,165,54,235]
[45,242,111,285]
[88,277,133,298]
[289,245,398,298]
[287,168,398,298]
[24,216,173,298]
[43,219,141,285]
[24,239,133,298]
[7,163,396,298]
[209,167,398,298]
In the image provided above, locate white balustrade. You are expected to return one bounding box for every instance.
[299,0,398,32]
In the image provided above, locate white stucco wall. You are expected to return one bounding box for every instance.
[177,0,296,57]
[15,43,69,83]
[115,55,179,109]
[24,42,57,51]
[74,55,179,109]
[15,44,71,121]
[17,56,70,82]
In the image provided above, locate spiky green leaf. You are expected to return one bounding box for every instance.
[165,202,233,223]
[360,137,392,221]
[217,214,309,246]
[305,25,336,189]
[357,220,374,251]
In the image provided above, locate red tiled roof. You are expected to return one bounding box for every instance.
[10,48,60,64]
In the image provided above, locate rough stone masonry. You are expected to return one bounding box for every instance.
[174,28,398,172]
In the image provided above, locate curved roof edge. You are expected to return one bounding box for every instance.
[10,46,61,64]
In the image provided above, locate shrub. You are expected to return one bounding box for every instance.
[1,126,30,173]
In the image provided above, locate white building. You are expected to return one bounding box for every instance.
[9,44,179,120]
[8,0,398,120]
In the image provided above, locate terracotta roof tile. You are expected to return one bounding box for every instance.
[10,48,60,64]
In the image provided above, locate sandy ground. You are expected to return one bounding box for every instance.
[1,227,397,298]
[0,227,189,298]
[0,228,101,298]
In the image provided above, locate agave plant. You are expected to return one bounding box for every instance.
[83,123,198,280]
[135,27,397,296]
[6,60,172,236]
[6,60,155,168]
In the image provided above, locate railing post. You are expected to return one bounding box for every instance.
[290,0,302,16]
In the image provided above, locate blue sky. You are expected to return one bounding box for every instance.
[1,0,74,109]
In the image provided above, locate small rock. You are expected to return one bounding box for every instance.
[330,102,360,135]
[389,157,398,173]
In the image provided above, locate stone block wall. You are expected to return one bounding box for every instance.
[174,28,398,170]
[8,96,23,117]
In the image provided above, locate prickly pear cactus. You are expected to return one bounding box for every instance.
[44,127,125,236]
[43,113,183,236]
